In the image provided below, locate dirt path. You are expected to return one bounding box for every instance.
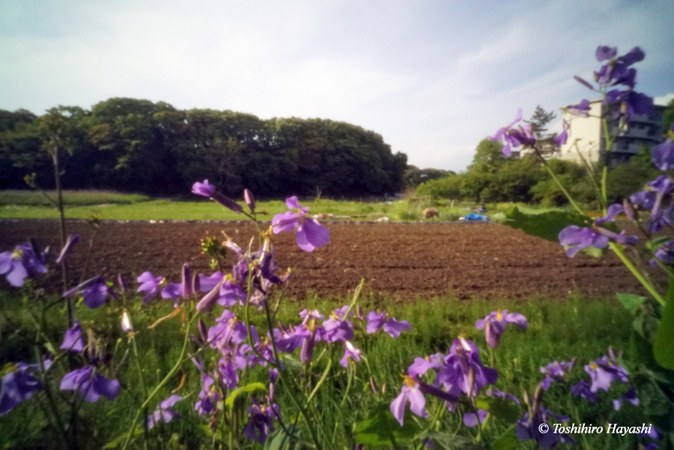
[0,220,652,300]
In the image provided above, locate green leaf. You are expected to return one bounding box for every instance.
[654,282,674,369]
[424,431,483,450]
[264,427,303,450]
[225,382,266,409]
[493,206,591,242]
[646,236,671,252]
[474,396,520,422]
[490,425,519,450]
[355,402,421,446]
[103,429,143,448]
[616,293,648,315]
[281,355,304,371]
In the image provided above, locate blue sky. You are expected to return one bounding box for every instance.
[1,0,673,172]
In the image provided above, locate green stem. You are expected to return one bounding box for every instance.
[121,311,195,450]
[610,242,665,306]
[542,164,586,216]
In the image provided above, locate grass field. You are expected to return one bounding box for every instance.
[0,189,559,221]
[0,288,644,449]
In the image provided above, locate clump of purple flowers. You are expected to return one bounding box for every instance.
[0,242,47,287]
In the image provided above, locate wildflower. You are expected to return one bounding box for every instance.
[390,375,459,426]
[137,271,164,304]
[60,320,85,353]
[55,234,80,265]
[539,358,576,390]
[244,397,281,444]
[340,341,362,367]
[192,179,243,213]
[558,224,638,258]
[121,310,133,333]
[148,395,182,429]
[198,271,225,291]
[0,243,47,287]
[244,188,256,212]
[63,276,115,309]
[516,407,574,448]
[60,366,120,403]
[646,175,674,233]
[553,120,570,147]
[436,337,497,398]
[650,240,674,267]
[571,380,597,402]
[365,311,412,337]
[463,410,488,427]
[564,99,591,117]
[585,350,630,393]
[475,310,527,348]
[595,203,625,224]
[196,279,224,313]
[651,135,674,170]
[613,386,639,411]
[407,353,445,378]
[272,196,329,252]
[489,109,529,157]
[0,362,48,416]
[605,89,654,122]
[594,46,645,87]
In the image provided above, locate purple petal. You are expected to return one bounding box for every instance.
[505,313,528,330]
[192,180,216,197]
[365,311,385,334]
[390,391,408,426]
[92,373,121,401]
[407,386,428,418]
[383,318,412,338]
[56,234,81,265]
[60,321,84,353]
[296,219,330,252]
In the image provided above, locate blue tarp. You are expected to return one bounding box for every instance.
[464,213,489,221]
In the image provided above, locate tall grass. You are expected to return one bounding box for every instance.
[0,190,151,206]
[0,290,638,449]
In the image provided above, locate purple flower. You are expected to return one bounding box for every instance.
[650,240,674,267]
[198,272,225,292]
[63,276,115,309]
[565,99,591,117]
[585,351,630,393]
[631,189,655,210]
[148,395,182,429]
[571,380,597,402]
[594,46,645,87]
[272,197,329,252]
[60,366,120,403]
[613,386,639,411]
[407,354,445,378]
[137,271,164,304]
[553,120,570,148]
[463,410,488,427]
[558,226,609,258]
[60,320,85,353]
[651,138,674,170]
[192,179,243,213]
[595,203,625,224]
[490,109,528,157]
[244,399,280,444]
[436,337,497,398]
[365,311,412,338]
[605,89,654,122]
[55,234,81,265]
[390,376,459,426]
[475,310,527,349]
[300,327,317,364]
[244,189,256,212]
[0,243,47,287]
[516,407,573,449]
[340,341,362,367]
[540,359,576,390]
[596,46,617,62]
[0,362,46,416]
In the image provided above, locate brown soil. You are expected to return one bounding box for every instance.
[0,220,654,300]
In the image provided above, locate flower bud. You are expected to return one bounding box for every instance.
[121,310,133,333]
[117,274,128,292]
[196,280,225,313]
[181,263,194,298]
[244,189,256,212]
[210,191,243,214]
[623,198,637,222]
[56,234,81,265]
[197,318,208,344]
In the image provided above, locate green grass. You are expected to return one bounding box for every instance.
[0,288,644,449]
[0,190,151,206]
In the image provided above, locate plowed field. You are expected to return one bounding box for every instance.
[0,220,652,300]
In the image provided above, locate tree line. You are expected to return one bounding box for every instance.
[0,98,408,197]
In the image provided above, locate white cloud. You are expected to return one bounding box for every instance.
[655,93,674,106]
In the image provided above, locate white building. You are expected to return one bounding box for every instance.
[558,99,665,167]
